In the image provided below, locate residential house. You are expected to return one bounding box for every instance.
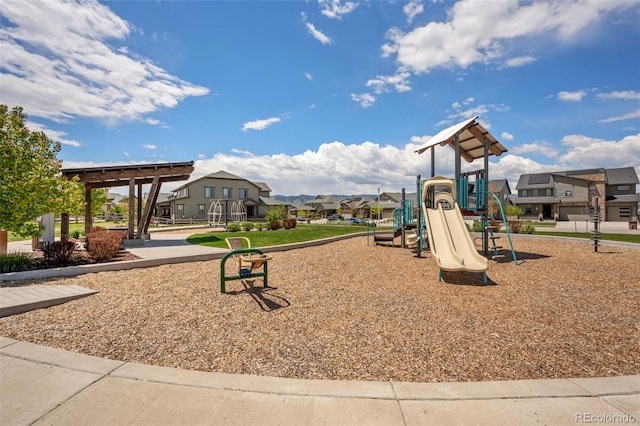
[357,192,418,221]
[161,170,287,222]
[468,179,513,219]
[514,167,639,221]
[304,195,342,218]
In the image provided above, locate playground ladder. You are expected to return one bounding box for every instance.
[483,192,518,265]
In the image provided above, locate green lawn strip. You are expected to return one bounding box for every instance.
[186,224,369,248]
[526,231,640,244]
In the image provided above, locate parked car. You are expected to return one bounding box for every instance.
[346,217,363,224]
[327,214,344,221]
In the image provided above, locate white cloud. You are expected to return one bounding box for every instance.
[143,144,157,150]
[26,120,81,147]
[380,0,635,74]
[557,90,586,102]
[596,90,640,100]
[63,132,640,198]
[351,93,376,108]
[365,69,412,94]
[318,0,359,20]
[0,0,209,124]
[598,108,640,123]
[123,152,130,157]
[504,55,537,67]
[500,132,514,141]
[242,117,281,132]
[510,141,559,158]
[404,1,424,24]
[305,72,313,80]
[560,134,640,170]
[301,13,332,45]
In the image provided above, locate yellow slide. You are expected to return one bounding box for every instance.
[422,177,488,282]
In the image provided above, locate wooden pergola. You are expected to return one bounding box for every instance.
[61,162,194,240]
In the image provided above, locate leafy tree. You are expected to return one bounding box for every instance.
[0,105,68,241]
[264,205,287,222]
[504,204,523,219]
[370,205,383,218]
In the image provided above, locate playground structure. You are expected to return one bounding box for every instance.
[372,188,418,248]
[422,177,488,284]
[220,237,272,293]
[207,199,247,226]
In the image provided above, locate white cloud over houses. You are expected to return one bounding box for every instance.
[67,131,640,197]
[0,0,209,126]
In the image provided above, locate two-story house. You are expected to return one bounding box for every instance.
[514,167,639,221]
[160,170,286,222]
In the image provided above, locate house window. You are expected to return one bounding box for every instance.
[620,207,631,218]
[524,206,532,215]
[557,187,573,197]
[176,204,184,215]
[198,204,205,214]
[175,188,188,198]
[546,188,553,196]
[239,188,248,199]
[223,188,232,199]
[205,187,215,198]
[590,186,596,197]
[532,189,539,197]
[617,185,630,191]
[520,189,528,197]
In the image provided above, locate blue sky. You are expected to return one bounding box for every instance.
[2,0,639,195]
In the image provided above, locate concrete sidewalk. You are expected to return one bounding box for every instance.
[1,337,638,425]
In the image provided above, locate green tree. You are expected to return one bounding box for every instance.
[264,205,287,222]
[504,204,523,219]
[0,105,68,245]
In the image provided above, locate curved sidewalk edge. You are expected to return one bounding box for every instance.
[0,232,368,282]
[1,337,638,426]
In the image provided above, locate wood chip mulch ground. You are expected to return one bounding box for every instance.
[1,236,638,383]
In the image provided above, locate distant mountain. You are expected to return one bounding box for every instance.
[273,194,377,203]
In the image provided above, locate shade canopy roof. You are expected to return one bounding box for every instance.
[62,161,194,189]
[414,116,507,162]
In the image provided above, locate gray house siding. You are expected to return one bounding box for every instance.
[167,171,272,221]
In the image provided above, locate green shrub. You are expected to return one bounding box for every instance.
[268,220,282,230]
[507,220,520,234]
[70,230,82,239]
[255,222,265,231]
[226,222,241,232]
[504,205,523,218]
[283,218,297,229]
[0,252,34,273]
[520,223,535,234]
[86,230,124,262]
[241,222,254,231]
[472,221,484,232]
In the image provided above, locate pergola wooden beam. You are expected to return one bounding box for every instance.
[61,161,194,240]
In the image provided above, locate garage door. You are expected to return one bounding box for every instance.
[559,206,586,221]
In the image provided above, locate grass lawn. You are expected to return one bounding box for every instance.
[531,231,640,244]
[186,224,370,248]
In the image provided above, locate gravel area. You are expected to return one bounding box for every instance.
[1,236,638,383]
